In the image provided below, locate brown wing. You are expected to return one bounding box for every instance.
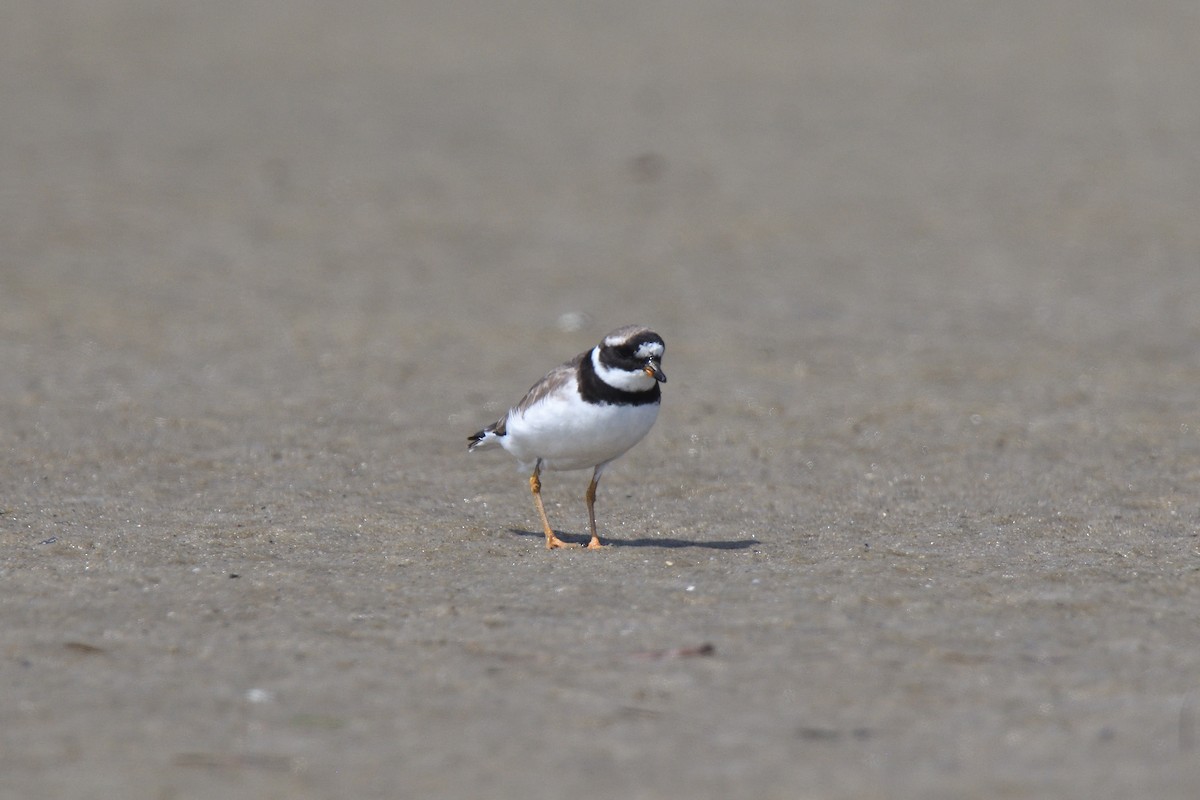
[511,351,586,419]
[474,350,588,441]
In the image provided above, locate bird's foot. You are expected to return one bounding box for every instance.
[585,537,605,550]
[545,535,580,550]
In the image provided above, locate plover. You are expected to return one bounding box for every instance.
[468,325,667,549]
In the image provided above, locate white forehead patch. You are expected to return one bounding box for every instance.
[635,341,664,359]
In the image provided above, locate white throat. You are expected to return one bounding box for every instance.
[591,348,658,393]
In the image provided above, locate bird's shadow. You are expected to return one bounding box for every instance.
[508,529,758,550]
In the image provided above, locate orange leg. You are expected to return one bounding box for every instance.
[584,468,605,549]
[530,464,576,549]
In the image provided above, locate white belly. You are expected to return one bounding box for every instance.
[500,396,659,472]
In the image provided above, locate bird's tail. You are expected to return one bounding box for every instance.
[467,424,503,452]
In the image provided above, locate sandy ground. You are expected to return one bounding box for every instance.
[3,1,1200,798]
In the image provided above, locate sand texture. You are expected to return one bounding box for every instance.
[3,1,1200,797]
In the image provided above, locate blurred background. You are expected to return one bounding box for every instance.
[2,1,1199,798]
